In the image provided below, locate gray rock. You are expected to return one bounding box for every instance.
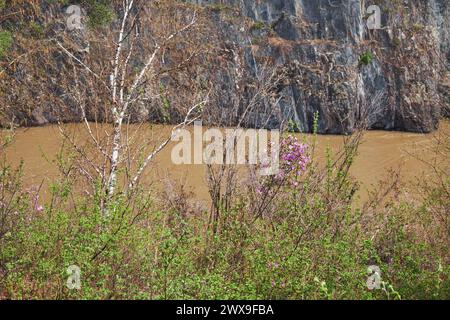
[1,0,448,133]
[191,0,448,133]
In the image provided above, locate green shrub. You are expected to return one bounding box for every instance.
[87,2,114,28]
[27,22,44,39]
[359,51,374,65]
[0,30,12,59]
[251,21,266,31]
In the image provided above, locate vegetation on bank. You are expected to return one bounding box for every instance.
[0,125,448,300]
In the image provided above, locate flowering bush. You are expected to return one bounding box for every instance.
[278,135,310,187]
[256,135,310,195]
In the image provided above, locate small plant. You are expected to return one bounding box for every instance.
[287,118,300,132]
[208,3,228,12]
[251,21,266,31]
[87,2,114,28]
[0,30,13,59]
[412,23,425,33]
[359,51,374,65]
[27,21,44,39]
[159,83,172,123]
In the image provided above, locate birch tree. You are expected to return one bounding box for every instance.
[56,0,207,212]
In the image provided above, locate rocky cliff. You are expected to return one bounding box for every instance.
[0,0,448,133]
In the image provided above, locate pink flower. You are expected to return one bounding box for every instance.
[277,135,310,186]
[256,135,310,195]
[32,194,43,213]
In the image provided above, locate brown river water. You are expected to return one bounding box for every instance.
[2,121,449,206]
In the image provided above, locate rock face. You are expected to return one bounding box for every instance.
[190,0,449,133]
[1,0,449,133]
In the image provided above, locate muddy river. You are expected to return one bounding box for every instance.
[2,121,449,205]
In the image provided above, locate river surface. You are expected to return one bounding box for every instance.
[2,121,449,205]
